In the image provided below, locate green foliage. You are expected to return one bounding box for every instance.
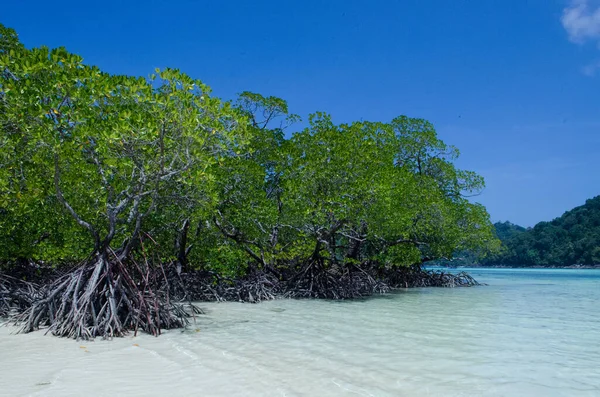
[0,24,23,55]
[0,23,498,277]
[210,109,498,272]
[484,197,600,266]
[0,23,246,263]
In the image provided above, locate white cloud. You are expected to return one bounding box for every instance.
[562,1,600,76]
[561,0,600,44]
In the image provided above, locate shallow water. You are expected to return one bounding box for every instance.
[1,268,599,396]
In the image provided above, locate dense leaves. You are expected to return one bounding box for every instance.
[1,23,498,306]
[0,24,245,265]
[484,197,600,266]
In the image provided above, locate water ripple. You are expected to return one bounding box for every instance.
[1,268,599,396]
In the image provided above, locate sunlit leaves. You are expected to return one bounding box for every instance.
[0,24,246,262]
[0,22,497,274]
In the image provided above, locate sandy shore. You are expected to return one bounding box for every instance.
[2,271,599,397]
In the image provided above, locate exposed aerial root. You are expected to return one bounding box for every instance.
[2,258,481,339]
[282,262,388,300]
[0,274,41,317]
[8,253,192,339]
[164,268,280,303]
[164,263,480,303]
[381,265,482,288]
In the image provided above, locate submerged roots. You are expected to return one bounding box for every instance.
[1,261,480,339]
[282,262,389,299]
[382,265,482,288]
[169,263,480,302]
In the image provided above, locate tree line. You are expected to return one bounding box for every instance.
[483,197,600,267]
[0,24,498,338]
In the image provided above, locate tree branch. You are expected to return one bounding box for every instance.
[54,153,100,249]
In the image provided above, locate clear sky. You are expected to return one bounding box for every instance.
[3,0,599,226]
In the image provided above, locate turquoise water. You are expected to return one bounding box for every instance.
[1,268,599,396]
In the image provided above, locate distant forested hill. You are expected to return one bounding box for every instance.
[483,196,600,266]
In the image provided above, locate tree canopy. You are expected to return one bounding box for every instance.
[484,197,600,266]
[0,22,498,274]
[0,23,499,337]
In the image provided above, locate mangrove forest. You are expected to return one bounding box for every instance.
[0,24,498,339]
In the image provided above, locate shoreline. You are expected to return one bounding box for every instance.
[433,265,600,270]
[2,271,600,396]
[1,265,480,338]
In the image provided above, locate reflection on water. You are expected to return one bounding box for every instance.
[1,268,599,396]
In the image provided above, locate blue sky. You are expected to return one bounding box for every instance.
[3,0,599,226]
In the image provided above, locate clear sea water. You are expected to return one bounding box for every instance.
[1,268,599,396]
